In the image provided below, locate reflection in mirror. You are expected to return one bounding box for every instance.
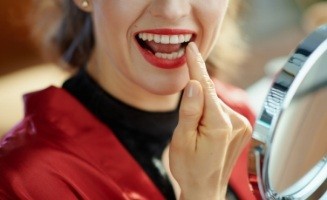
[269,74,327,194]
[252,24,327,200]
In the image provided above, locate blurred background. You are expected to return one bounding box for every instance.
[0,0,327,135]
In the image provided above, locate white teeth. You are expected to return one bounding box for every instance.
[148,34,153,41]
[170,35,179,44]
[154,48,185,60]
[138,32,191,60]
[177,49,184,57]
[167,53,173,60]
[184,34,192,42]
[138,33,193,44]
[141,33,147,41]
[161,35,170,44]
[178,35,185,43]
[154,34,161,43]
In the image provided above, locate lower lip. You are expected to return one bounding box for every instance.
[136,41,186,69]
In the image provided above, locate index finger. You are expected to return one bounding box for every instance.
[186,42,217,98]
[186,42,230,132]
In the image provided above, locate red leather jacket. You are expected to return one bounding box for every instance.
[0,83,256,199]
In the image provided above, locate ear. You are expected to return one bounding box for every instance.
[72,0,93,13]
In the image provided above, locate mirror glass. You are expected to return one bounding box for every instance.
[252,24,327,199]
[269,48,327,195]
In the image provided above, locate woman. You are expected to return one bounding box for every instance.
[0,0,256,199]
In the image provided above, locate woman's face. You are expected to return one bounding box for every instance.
[87,0,228,96]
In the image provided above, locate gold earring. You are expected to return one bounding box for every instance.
[82,0,89,8]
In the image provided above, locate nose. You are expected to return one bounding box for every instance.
[149,0,191,21]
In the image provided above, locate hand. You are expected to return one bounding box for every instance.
[169,42,252,200]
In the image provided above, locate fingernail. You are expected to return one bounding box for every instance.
[188,42,199,54]
[188,83,194,97]
[186,81,199,98]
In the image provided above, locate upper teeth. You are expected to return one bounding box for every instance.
[138,33,192,44]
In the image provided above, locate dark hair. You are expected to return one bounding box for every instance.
[30,0,94,67]
[57,1,94,67]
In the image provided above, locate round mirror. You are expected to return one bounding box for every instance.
[251,24,327,199]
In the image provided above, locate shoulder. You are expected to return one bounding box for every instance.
[0,87,162,199]
[0,86,99,177]
[0,118,63,198]
[0,117,124,200]
[0,87,93,198]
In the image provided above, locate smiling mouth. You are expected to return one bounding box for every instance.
[135,32,194,60]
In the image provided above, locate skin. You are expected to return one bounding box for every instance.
[170,43,252,199]
[73,0,252,199]
[74,0,228,111]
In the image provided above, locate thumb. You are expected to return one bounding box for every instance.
[177,80,204,133]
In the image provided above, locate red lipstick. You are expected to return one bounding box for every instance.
[135,29,195,69]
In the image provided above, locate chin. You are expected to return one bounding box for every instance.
[133,63,189,95]
[145,80,188,96]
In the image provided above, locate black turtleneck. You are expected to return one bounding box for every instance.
[62,68,178,200]
[62,68,238,200]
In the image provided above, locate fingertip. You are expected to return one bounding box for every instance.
[186,42,206,81]
[186,42,203,63]
[187,42,199,55]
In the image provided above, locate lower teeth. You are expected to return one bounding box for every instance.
[154,48,185,60]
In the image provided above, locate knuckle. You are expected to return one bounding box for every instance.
[200,76,215,90]
[195,53,205,65]
[206,79,216,91]
[201,113,233,137]
[221,115,233,133]
[233,114,252,136]
[180,106,201,119]
[223,116,234,131]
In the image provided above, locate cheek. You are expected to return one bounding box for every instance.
[92,1,150,53]
[94,1,146,27]
[196,0,228,21]
[92,1,143,41]
[92,2,140,67]
[195,1,228,57]
[93,3,128,38]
